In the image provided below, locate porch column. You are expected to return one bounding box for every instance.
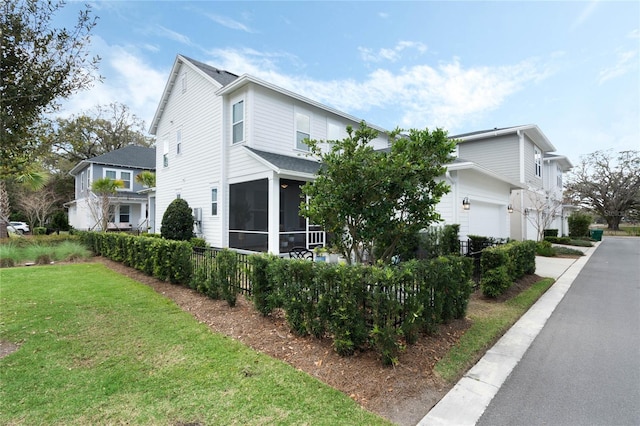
[268,175,280,254]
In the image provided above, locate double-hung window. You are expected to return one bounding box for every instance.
[232,100,244,144]
[211,187,218,216]
[295,112,310,151]
[534,147,542,178]
[119,205,130,223]
[104,169,131,190]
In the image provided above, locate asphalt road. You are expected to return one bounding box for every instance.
[477,237,640,426]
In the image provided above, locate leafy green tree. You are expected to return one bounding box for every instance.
[39,103,155,174]
[0,0,100,176]
[566,150,640,230]
[161,198,195,241]
[301,122,456,264]
[89,178,124,232]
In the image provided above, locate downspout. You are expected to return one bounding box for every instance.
[445,170,458,226]
[517,130,526,241]
[221,97,228,248]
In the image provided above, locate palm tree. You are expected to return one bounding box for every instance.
[135,170,156,188]
[90,178,124,231]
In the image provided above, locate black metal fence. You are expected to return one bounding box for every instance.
[191,247,253,295]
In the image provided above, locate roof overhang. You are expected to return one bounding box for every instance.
[446,160,525,190]
[544,154,573,171]
[453,124,556,153]
[244,147,319,180]
[216,75,389,135]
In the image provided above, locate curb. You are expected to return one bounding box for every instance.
[418,241,602,426]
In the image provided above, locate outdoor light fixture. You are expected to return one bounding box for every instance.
[462,197,471,210]
[507,204,514,213]
[524,208,530,216]
[280,183,288,189]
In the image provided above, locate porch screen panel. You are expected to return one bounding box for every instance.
[229,179,268,252]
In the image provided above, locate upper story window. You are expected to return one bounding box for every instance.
[296,112,310,151]
[556,164,562,187]
[87,168,91,189]
[232,100,244,144]
[534,147,542,178]
[80,171,85,192]
[104,169,131,190]
[163,136,169,167]
[176,129,182,155]
[211,187,218,216]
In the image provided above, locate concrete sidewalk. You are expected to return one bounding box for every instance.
[418,242,601,426]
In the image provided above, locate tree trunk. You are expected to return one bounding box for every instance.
[607,216,621,231]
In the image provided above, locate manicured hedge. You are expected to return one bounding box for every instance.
[480,240,536,298]
[249,254,473,365]
[77,231,192,284]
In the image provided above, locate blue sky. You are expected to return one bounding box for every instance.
[55,1,639,165]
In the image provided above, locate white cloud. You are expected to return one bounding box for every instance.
[205,13,253,32]
[155,25,192,46]
[359,41,427,63]
[627,29,639,39]
[598,49,638,84]
[59,38,167,131]
[206,48,550,131]
[571,0,599,31]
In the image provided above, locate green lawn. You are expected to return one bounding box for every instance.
[0,263,389,425]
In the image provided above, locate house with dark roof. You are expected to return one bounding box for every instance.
[149,54,572,254]
[450,125,573,240]
[149,55,389,253]
[66,145,156,231]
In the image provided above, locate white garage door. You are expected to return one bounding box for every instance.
[468,201,505,238]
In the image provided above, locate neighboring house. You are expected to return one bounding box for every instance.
[149,55,389,254]
[66,145,156,232]
[449,126,573,240]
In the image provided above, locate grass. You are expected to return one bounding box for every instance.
[0,239,91,266]
[0,264,390,425]
[434,277,555,382]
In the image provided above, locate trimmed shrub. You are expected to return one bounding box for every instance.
[568,212,592,238]
[161,198,195,241]
[536,240,555,257]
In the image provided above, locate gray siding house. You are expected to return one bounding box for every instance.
[66,145,156,232]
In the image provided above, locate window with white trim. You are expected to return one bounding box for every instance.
[211,187,218,216]
[163,136,169,167]
[232,100,244,144]
[119,205,130,223]
[295,112,310,151]
[534,147,542,178]
[104,169,131,190]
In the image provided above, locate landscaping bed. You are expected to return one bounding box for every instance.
[93,256,542,425]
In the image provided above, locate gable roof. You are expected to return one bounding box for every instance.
[450,124,556,153]
[544,153,573,171]
[244,147,321,177]
[149,54,239,135]
[69,145,156,176]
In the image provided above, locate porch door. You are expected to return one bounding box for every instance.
[279,179,306,251]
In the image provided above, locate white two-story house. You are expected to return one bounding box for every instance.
[149,55,389,254]
[66,145,156,232]
[449,126,573,240]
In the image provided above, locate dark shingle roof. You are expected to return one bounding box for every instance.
[245,147,322,175]
[449,126,523,139]
[182,56,239,86]
[88,146,156,170]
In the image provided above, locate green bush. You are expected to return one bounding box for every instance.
[50,210,70,231]
[161,198,195,241]
[190,237,208,248]
[536,240,555,257]
[215,249,238,307]
[568,212,592,238]
[481,266,511,298]
[479,240,536,297]
[33,227,47,235]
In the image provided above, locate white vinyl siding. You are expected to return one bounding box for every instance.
[457,135,520,183]
[154,60,225,246]
[176,129,182,155]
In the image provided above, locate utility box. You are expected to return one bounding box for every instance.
[193,207,202,222]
